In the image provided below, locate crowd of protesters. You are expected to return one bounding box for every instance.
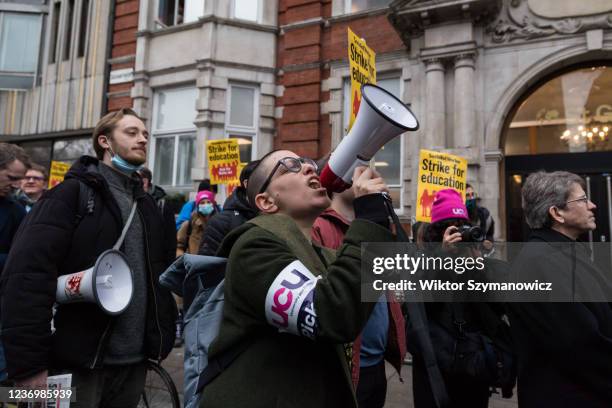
[0,107,609,408]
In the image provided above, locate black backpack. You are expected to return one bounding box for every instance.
[425,300,517,398]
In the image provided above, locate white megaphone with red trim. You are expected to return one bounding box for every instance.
[56,249,134,315]
[320,84,419,193]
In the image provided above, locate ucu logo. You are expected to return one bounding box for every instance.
[270,269,309,327]
[452,208,465,215]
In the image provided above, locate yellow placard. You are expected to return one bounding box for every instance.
[48,161,71,189]
[207,139,241,185]
[416,150,468,223]
[348,27,376,131]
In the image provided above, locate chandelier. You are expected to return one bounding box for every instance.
[560,124,610,147]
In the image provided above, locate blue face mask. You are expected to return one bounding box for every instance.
[198,203,214,216]
[111,154,143,174]
[106,142,143,174]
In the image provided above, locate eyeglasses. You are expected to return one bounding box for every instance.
[258,157,318,194]
[566,195,589,206]
[25,176,45,182]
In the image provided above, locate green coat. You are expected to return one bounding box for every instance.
[200,213,395,408]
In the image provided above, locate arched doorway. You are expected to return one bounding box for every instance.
[504,63,612,259]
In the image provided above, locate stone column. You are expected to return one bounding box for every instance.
[424,58,445,148]
[453,53,476,148]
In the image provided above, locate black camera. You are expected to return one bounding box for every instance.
[457,225,484,243]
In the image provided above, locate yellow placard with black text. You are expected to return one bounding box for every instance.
[206,139,241,185]
[416,150,468,223]
[347,27,376,131]
[48,161,71,189]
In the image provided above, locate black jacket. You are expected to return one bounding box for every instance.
[509,228,612,407]
[0,196,25,272]
[0,156,177,380]
[197,187,257,256]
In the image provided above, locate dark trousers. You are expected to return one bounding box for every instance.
[356,360,387,408]
[412,358,489,408]
[54,361,147,408]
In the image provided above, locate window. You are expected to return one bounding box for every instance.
[346,0,391,13]
[343,76,403,209]
[505,65,612,155]
[157,0,204,27]
[52,137,94,163]
[226,84,258,162]
[63,0,74,60]
[49,2,60,63]
[0,11,43,89]
[152,87,198,188]
[77,0,89,57]
[19,137,92,177]
[233,0,258,22]
[20,140,53,170]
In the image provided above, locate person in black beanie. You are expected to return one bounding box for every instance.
[197,160,259,256]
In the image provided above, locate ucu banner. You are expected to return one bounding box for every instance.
[265,260,320,339]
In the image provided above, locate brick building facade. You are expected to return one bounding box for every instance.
[276,0,404,159]
[106,0,139,112]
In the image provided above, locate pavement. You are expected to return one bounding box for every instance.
[156,347,519,407]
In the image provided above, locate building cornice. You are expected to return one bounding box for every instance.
[280,17,325,34]
[388,0,501,47]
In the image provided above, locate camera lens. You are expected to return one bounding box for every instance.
[458,225,484,242]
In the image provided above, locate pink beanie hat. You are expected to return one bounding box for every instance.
[430,189,469,223]
[195,190,215,205]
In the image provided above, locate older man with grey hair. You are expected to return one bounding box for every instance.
[509,170,612,408]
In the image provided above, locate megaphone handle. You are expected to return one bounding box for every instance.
[113,201,138,251]
[341,158,371,184]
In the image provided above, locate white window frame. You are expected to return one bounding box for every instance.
[231,0,261,23]
[225,83,259,162]
[150,87,198,190]
[342,74,404,213]
[344,0,391,14]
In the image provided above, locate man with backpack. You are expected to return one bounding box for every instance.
[198,149,395,408]
[0,108,177,408]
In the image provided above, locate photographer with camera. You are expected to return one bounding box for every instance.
[407,189,515,408]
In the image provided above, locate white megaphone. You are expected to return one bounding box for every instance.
[320,83,419,193]
[56,249,134,315]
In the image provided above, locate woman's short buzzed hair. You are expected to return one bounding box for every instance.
[521,171,585,229]
[245,149,281,208]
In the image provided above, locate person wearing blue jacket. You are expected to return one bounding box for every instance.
[175,179,220,230]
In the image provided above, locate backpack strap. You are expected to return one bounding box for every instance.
[383,194,450,408]
[75,181,95,225]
